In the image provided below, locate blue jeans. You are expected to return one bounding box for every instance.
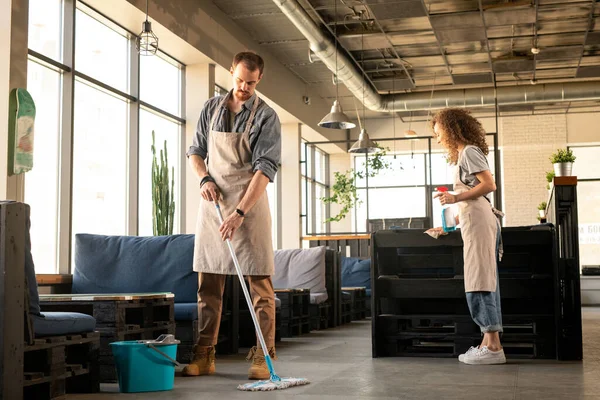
[465,226,503,333]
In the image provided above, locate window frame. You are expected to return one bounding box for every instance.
[25,0,186,274]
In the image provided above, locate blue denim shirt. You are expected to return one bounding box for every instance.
[186,91,281,182]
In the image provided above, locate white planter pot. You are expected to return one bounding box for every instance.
[539,210,546,218]
[553,162,573,177]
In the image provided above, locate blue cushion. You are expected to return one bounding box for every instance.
[32,312,96,336]
[341,257,371,290]
[73,234,197,303]
[365,289,371,297]
[174,303,197,321]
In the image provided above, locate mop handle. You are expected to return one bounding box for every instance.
[214,203,277,378]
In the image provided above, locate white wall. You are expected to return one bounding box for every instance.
[567,113,600,144]
[500,114,568,226]
[0,0,28,201]
[184,64,215,233]
[280,123,301,248]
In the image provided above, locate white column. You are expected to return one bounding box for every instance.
[184,63,215,233]
[0,0,28,201]
[280,123,301,249]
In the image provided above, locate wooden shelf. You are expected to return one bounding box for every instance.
[554,176,577,186]
[302,234,371,241]
[35,274,73,286]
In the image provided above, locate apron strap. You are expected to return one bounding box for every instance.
[243,96,261,136]
[209,94,229,132]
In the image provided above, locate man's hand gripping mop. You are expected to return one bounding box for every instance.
[214,203,310,391]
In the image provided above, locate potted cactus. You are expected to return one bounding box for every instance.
[151,131,175,236]
[549,148,576,177]
[537,201,547,219]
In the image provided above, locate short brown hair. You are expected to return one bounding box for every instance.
[232,51,265,76]
[429,108,488,165]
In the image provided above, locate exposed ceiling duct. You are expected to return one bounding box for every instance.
[272,0,600,112]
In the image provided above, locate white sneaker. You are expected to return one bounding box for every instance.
[458,346,478,363]
[463,346,506,365]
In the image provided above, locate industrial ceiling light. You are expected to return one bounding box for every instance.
[349,30,377,154]
[318,0,355,130]
[136,0,158,56]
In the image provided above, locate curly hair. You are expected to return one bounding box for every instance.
[429,108,488,165]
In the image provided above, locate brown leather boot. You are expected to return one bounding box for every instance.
[182,345,216,376]
[246,346,276,380]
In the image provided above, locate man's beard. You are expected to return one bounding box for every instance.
[234,90,251,101]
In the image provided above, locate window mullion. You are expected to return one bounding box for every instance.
[128,34,140,236]
[57,0,76,274]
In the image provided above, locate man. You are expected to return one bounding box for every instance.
[183,51,281,380]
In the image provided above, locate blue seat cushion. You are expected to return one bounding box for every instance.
[32,312,96,337]
[341,257,371,290]
[175,303,197,321]
[73,234,197,303]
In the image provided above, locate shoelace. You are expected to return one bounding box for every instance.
[465,346,477,356]
[473,346,490,357]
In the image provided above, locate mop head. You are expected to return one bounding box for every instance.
[237,375,310,391]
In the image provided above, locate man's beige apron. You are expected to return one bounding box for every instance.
[454,147,503,292]
[192,95,274,276]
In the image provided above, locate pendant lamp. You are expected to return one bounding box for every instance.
[348,29,377,153]
[318,0,355,130]
[136,0,158,56]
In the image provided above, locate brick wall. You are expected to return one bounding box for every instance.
[500,114,567,226]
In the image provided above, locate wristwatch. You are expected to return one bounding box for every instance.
[235,208,245,217]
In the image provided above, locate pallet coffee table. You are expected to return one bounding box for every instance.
[40,293,175,383]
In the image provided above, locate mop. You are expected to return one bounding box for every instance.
[214,203,310,391]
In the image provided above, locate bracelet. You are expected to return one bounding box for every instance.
[199,175,215,188]
[235,208,245,217]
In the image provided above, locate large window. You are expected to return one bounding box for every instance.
[353,136,499,232]
[300,140,329,235]
[571,146,600,271]
[25,60,62,273]
[72,81,128,237]
[25,1,185,273]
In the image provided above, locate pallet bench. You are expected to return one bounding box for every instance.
[24,332,100,400]
[40,293,175,383]
[274,289,311,337]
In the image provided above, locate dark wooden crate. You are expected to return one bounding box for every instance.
[274,289,310,323]
[23,332,100,400]
[40,298,174,332]
[280,317,311,337]
[309,302,330,330]
[376,314,556,359]
[343,287,367,321]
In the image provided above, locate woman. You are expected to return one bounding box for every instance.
[431,108,506,365]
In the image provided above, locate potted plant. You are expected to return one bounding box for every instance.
[151,131,175,236]
[545,171,555,194]
[537,201,547,219]
[549,148,576,177]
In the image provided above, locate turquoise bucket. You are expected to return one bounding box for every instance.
[110,335,179,393]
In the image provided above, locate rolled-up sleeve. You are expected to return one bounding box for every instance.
[252,111,281,182]
[186,101,211,159]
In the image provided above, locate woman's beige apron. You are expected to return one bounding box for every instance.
[192,95,274,276]
[454,148,503,292]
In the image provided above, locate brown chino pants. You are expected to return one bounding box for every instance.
[196,272,275,349]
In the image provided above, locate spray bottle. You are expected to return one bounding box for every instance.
[436,186,458,233]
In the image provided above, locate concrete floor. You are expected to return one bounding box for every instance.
[71,308,600,400]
